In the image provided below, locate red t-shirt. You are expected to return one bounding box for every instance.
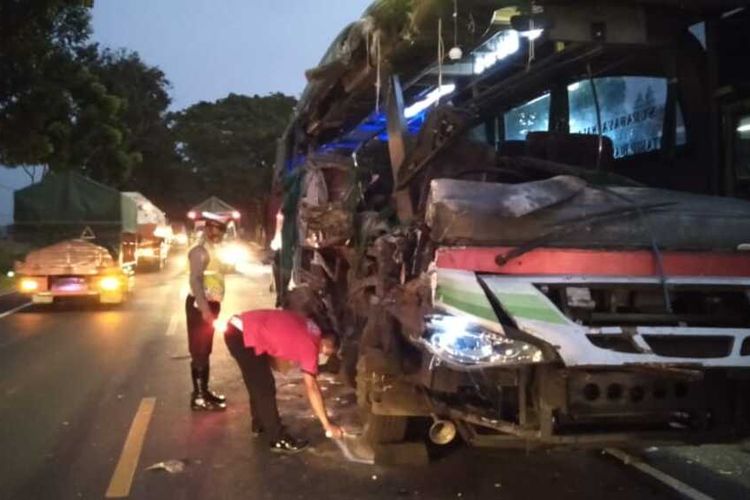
[237,310,321,375]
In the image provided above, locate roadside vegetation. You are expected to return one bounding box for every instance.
[0,0,294,220]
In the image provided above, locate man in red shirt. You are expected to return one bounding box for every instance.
[223,305,344,453]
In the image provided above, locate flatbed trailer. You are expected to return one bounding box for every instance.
[14,238,133,304]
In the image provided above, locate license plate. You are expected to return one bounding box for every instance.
[51,277,88,292]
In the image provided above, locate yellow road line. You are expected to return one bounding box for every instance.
[105,397,157,498]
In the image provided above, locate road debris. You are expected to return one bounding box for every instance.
[145,459,198,474]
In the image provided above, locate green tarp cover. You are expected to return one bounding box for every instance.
[14,172,137,233]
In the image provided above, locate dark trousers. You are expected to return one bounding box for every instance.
[224,325,283,443]
[185,295,221,370]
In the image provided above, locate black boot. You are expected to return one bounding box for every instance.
[202,366,226,405]
[190,367,226,411]
[269,433,309,454]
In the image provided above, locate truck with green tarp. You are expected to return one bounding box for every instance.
[123,191,171,272]
[12,172,136,304]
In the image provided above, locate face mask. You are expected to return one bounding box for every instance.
[318,352,330,365]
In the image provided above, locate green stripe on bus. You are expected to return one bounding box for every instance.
[436,285,497,323]
[492,292,567,325]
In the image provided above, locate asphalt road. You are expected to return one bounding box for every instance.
[0,254,748,500]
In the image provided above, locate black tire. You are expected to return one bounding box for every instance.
[356,358,408,444]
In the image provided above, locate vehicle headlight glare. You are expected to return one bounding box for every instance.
[219,244,249,265]
[99,277,120,292]
[137,248,155,258]
[20,279,39,292]
[423,315,544,366]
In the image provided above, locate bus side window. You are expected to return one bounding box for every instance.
[567,76,686,159]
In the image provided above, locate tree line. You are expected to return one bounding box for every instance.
[0,0,296,218]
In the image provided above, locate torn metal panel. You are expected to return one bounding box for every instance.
[297,154,358,249]
[371,235,404,298]
[426,175,586,219]
[299,203,354,248]
[386,75,408,174]
[383,273,432,340]
[426,177,750,250]
[357,211,391,242]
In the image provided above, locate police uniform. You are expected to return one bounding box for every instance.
[186,236,227,411]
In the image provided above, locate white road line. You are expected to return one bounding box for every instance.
[105,397,157,498]
[0,302,31,320]
[165,312,180,337]
[604,448,714,500]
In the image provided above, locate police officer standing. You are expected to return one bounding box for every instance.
[186,212,228,411]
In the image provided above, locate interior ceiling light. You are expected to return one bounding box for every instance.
[448,0,462,60]
[473,30,520,75]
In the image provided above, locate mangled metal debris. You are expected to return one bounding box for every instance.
[275,0,750,454]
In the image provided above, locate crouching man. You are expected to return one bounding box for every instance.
[223,307,344,454]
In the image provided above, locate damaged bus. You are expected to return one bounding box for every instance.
[275,0,750,449]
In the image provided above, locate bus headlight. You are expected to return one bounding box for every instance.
[421,315,544,367]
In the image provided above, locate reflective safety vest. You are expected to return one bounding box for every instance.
[201,241,225,303]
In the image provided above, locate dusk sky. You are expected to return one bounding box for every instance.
[1,0,373,224]
[91,0,372,110]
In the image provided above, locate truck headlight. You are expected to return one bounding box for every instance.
[422,315,544,367]
[20,278,39,292]
[99,277,121,292]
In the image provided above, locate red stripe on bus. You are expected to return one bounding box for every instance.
[435,247,750,277]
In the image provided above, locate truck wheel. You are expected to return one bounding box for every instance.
[356,358,408,444]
